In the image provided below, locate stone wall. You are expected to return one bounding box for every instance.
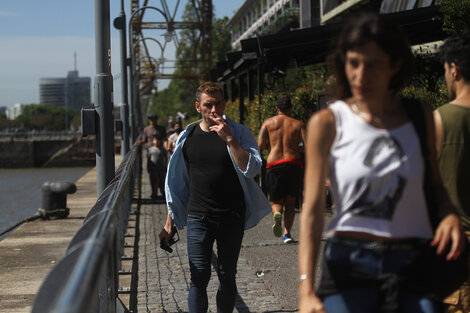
[0,136,96,168]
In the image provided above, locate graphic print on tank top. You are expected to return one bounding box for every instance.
[348,135,407,220]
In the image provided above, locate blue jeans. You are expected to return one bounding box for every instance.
[186,213,244,313]
[323,288,439,313]
[319,237,441,313]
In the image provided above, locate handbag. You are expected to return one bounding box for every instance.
[403,98,468,300]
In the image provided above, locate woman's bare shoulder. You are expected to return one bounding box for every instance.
[308,108,336,132]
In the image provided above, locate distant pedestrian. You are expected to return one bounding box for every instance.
[433,30,470,313]
[258,96,306,243]
[148,135,167,199]
[135,113,167,199]
[136,113,167,149]
[159,82,271,313]
[165,121,183,156]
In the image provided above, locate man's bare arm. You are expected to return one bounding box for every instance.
[433,110,443,154]
[258,123,270,151]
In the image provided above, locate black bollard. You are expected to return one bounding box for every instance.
[41,181,77,218]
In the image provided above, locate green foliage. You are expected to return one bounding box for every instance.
[0,117,17,130]
[225,86,321,138]
[438,0,470,35]
[401,83,449,109]
[212,17,232,65]
[15,104,79,130]
[400,50,449,109]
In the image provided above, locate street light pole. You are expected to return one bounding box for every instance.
[114,0,130,156]
[94,0,115,196]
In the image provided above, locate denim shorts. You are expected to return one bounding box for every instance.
[317,237,436,312]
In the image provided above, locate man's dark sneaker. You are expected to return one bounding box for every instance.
[283,233,293,243]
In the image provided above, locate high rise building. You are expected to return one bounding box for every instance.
[39,54,91,111]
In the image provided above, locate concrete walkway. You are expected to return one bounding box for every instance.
[0,156,121,313]
[0,168,98,313]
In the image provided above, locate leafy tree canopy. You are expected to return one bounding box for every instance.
[439,0,470,35]
[15,104,78,130]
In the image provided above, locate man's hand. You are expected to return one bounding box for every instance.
[431,213,465,261]
[208,113,233,143]
[159,223,173,246]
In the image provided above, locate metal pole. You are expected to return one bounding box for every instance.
[128,23,136,143]
[114,1,130,156]
[95,0,115,196]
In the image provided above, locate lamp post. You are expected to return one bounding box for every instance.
[113,0,130,156]
[94,0,115,196]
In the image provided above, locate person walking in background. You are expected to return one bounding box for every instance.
[148,135,167,199]
[299,12,464,313]
[135,113,167,199]
[165,121,183,156]
[258,96,306,243]
[159,82,271,313]
[433,31,470,313]
[136,113,167,149]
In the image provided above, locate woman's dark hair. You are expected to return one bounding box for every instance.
[327,11,416,99]
[440,31,470,82]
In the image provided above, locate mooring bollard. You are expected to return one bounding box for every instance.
[41,181,77,218]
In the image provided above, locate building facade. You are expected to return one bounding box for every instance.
[6,103,25,120]
[39,70,91,111]
[320,0,434,24]
[229,0,435,50]
[229,0,308,50]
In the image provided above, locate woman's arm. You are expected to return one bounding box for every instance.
[424,104,465,260]
[298,109,336,313]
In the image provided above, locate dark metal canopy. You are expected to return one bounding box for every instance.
[211,6,445,83]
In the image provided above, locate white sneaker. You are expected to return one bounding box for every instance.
[272,212,282,237]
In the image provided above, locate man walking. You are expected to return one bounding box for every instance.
[433,31,470,313]
[160,82,270,313]
[258,96,306,243]
[137,113,167,149]
[136,113,167,199]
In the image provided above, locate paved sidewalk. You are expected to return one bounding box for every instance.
[137,171,302,312]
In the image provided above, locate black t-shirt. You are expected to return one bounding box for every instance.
[183,124,245,216]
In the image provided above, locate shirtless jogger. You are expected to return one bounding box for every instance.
[258,97,306,243]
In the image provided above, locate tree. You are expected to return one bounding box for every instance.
[212,17,232,66]
[15,104,79,130]
[439,0,470,35]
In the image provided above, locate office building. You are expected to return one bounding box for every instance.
[6,103,25,120]
[39,69,91,111]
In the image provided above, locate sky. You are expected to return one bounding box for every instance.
[0,0,244,108]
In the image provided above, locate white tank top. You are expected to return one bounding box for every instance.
[326,100,433,239]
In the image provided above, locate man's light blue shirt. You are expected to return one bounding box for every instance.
[165,116,271,230]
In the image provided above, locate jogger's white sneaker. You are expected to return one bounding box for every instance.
[272,212,282,237]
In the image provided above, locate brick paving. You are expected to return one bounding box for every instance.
[136,165,294,313]
[137,201,283,313]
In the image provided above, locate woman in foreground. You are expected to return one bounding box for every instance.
[298,12,464,313]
